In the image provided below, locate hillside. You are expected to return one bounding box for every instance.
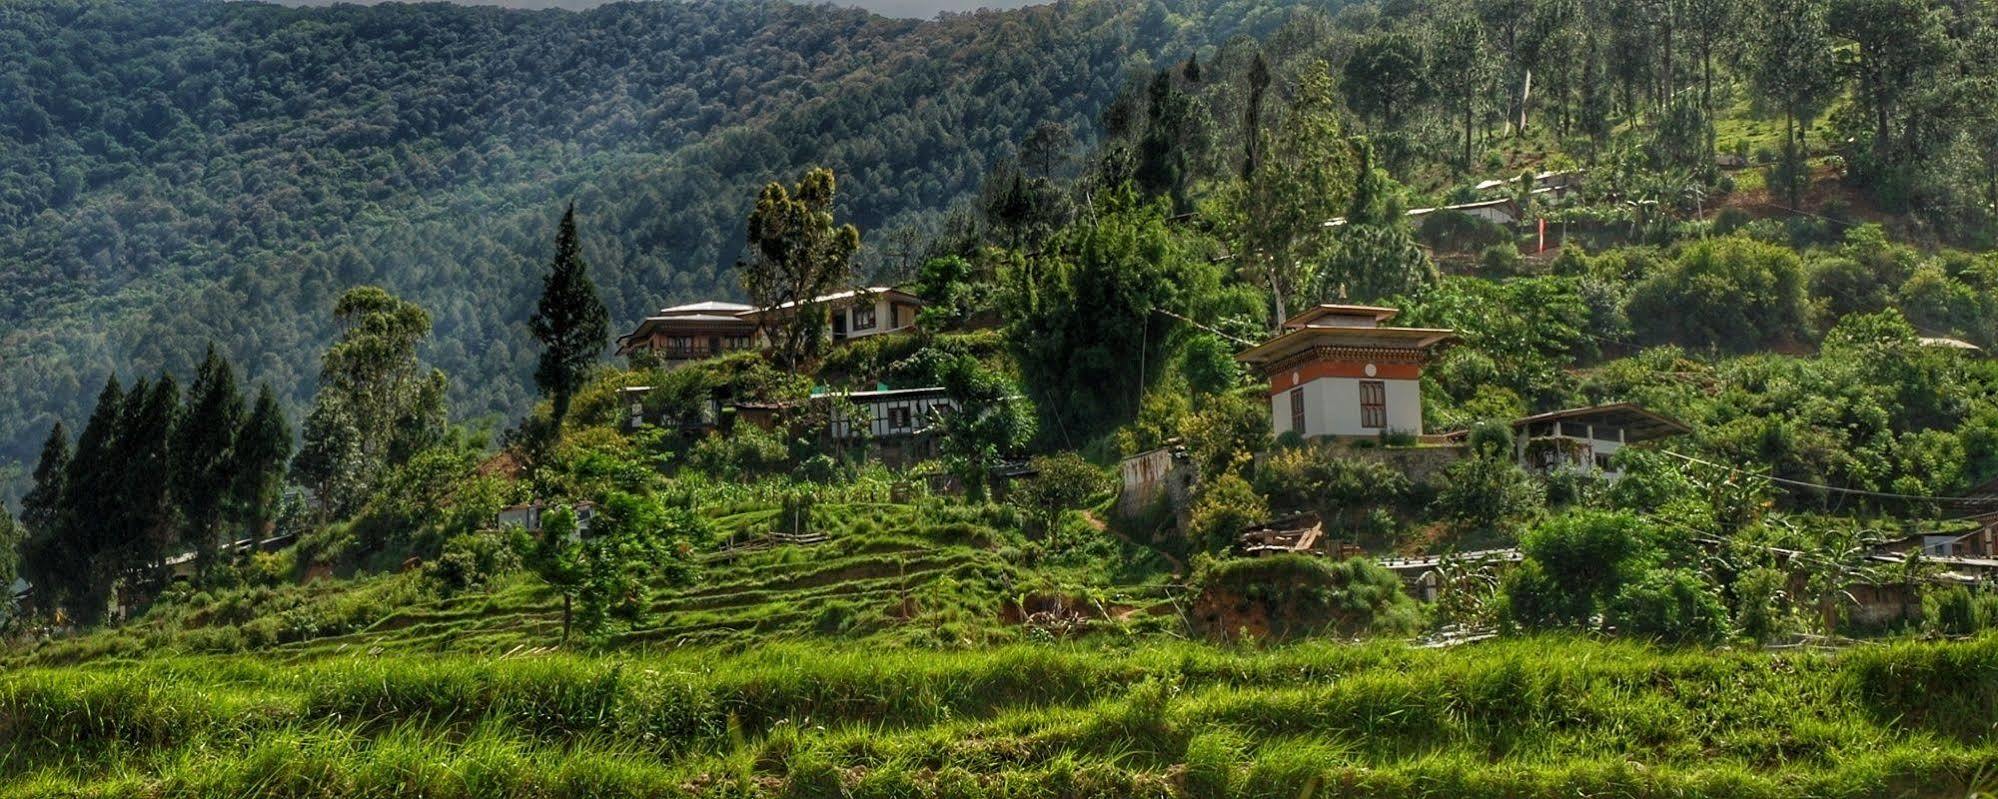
[11,0,1998,794]
[0,0,1301,485]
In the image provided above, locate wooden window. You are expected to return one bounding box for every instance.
[851,304,877,331]
[1288,388,1306,434]
[1359,380,1387,429]
[888,406,912,430]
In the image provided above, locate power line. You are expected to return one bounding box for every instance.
[1659,449,1998,507]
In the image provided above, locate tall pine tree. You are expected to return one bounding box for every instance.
[170,345,243,568]
[529,203,611,424]
[112,375,181,580]
[231,385,293,540]
[18,422,70,618]
[58,377,126,624]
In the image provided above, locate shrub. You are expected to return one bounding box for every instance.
[1732,566,1791,643]
[1187,475,1267,555]
[685,424,790,480]
[1627,236,1808,352]
[1429,456,1542,542]
[1502,510,1658,631]
[1607,568,1730,645]
[1010,453,1110,536]
[1191,555,1424,639]
[1924,586,1986,637]
[427,528,528,593]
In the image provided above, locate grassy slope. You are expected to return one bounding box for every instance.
[4,635,1998,797]
[10,498,1177,665]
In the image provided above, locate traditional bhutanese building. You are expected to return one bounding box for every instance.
[1235,304,1455,440]
[613,300,759,363]
[614,288,926,366]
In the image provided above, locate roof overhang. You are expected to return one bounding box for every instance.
[1236,326,1457,372]
[1281,304,1401,330]
[1512,403,1691,442]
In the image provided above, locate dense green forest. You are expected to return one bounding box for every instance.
[0,0,1302,492]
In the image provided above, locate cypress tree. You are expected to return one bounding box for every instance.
[529,202,610,424]
[171,346,243,568]
[18,422,70,617]
[112,375,181,581]
[230,384,293,540]
[59,377,126,624]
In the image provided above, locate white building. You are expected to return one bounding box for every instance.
[1510,404,1689,479]
[1236,305,1456,440]
[825,387,956,440]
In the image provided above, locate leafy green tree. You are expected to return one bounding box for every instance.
[1188,473,1268,555]
[1502,510,1658,630]
[1628,237,1809,352]
[530,203,611,425]
[298,286,447,516]
[1010,453,1108,536]
[1429,1,1491,168]
[1009,198,1210,440]
[1607,568,1731,645]
[292,398,365,520]
[170,345,243,569]
[18,422,68,604]
[740,167,861,370]
[1430,449,1544,543]
[1226,68,1355,325]
[529,506,588,643]
[1749,0,1836,204]
[48,381,124,623]
[0,513,19,631]
[935,354,1035,501]
[1343,31,1431,128]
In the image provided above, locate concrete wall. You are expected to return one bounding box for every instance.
[836,297,918,340]
[1118,446,1193,521]
[1270,376,1424,439]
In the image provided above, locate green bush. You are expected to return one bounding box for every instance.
[1187,474,1268,555]
[1606,568,1730,645]
[1192,554,1424,638]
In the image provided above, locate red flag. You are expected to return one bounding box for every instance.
[1538,218,1547,253]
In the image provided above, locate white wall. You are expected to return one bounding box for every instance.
[838,297,913,340]
[830,394,955,439]
[1269,376,1424,438]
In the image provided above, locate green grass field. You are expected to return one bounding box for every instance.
[5,635,1998,797]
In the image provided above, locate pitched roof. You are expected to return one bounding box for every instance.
[748,286,924,315]
[659,300,755,315]
[1236,324,1456,367]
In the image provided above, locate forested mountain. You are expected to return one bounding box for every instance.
[0,0,1300,490]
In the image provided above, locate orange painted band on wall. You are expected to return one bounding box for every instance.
[1268,360,1423,395]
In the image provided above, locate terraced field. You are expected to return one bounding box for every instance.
[9,500,1178,665]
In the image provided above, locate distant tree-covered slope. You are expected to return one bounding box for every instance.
[0,0,1312,484]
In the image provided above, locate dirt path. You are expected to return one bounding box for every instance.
[1083,510,1185,576]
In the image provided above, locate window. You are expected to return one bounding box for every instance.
[851,305,878,331]
[888,406,912,430]
[1593,452,1613,471]
[1288,388,1306,434]
[1359,381,1387,429]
